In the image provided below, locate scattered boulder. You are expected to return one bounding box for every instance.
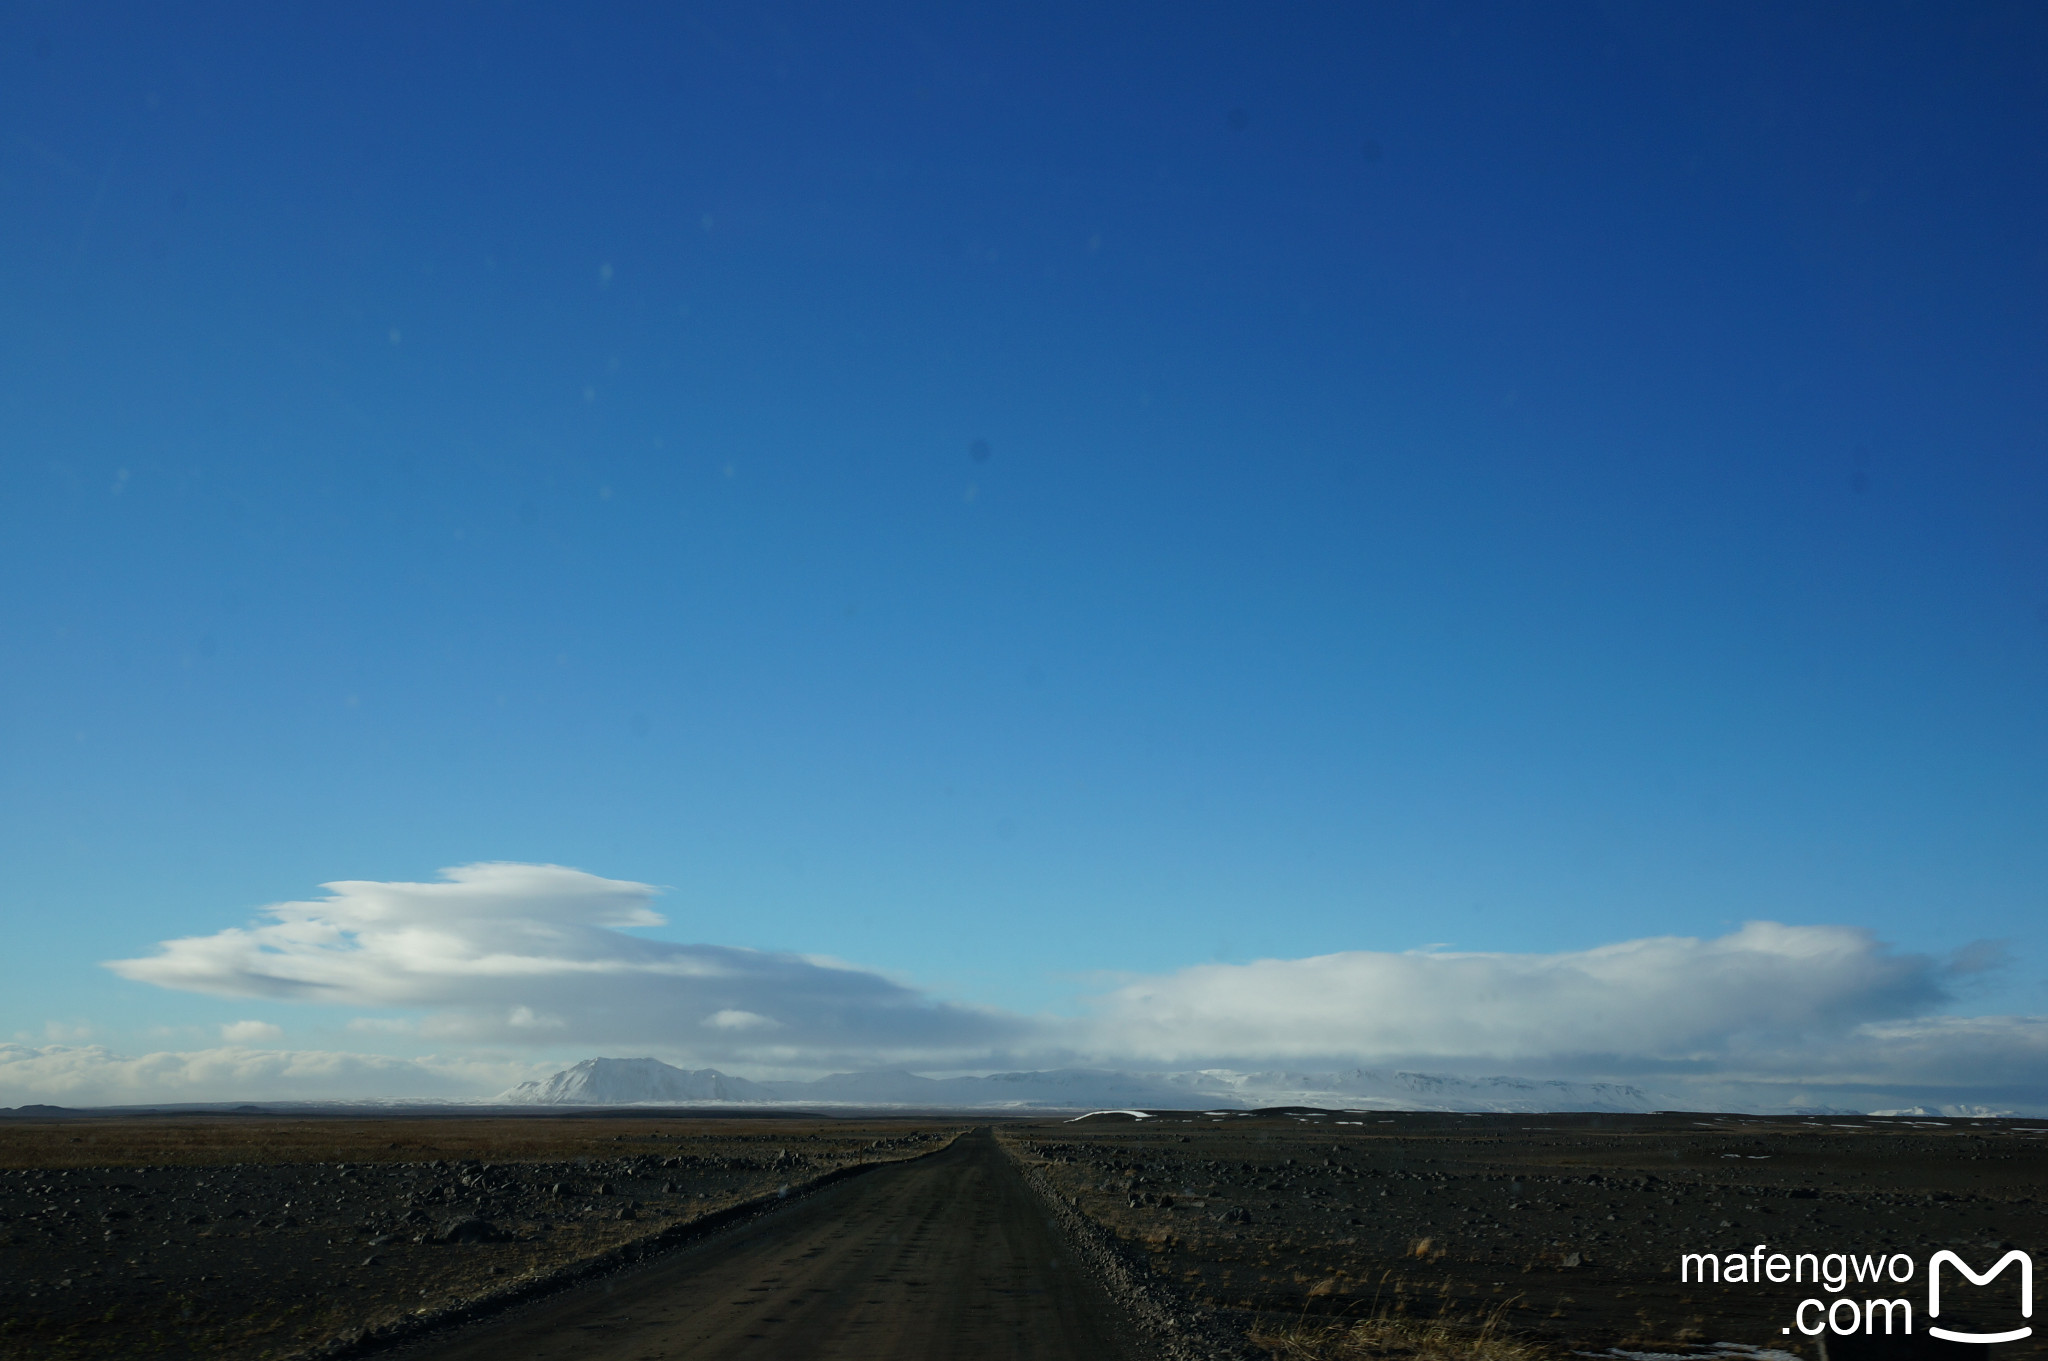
[432,1216,511,1244]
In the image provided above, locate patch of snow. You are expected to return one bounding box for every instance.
[1583,1345,1800,1361]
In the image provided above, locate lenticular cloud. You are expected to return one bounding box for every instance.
[105,863,1017,1065]
[109,863,671,1002]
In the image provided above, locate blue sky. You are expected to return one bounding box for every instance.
[4,3,2046,1107]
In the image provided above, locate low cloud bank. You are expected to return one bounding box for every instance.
[0,1044,525,1106]
[89,862,2047,1112]
[1089,922,1953,1068]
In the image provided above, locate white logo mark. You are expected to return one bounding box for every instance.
[1927,1249,2032,1344]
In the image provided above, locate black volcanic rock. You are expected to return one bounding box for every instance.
[432,1215,510,1244]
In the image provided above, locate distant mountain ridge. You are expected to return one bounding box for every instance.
[499,1058,778,1105]
[496,1057,1665,1113]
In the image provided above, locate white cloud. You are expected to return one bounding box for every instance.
[1074,928,2048,1111]
[89,862,2046,1110]
[705,1009,778,1031]
[1084,922,1949,1069]
[0,1044,527,1106]
[219,1020,283,1044]
[1808,1013,2048,1087]
[106,862,1022,1067]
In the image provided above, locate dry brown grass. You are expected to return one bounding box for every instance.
[1254,1303,1557,1361]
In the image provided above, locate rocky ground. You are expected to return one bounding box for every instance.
[995,1111,2048,1361]
[0,1114,960,1360]
[6,1109,2039,1361]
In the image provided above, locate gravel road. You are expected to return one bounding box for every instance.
[392,1127,1152,1361]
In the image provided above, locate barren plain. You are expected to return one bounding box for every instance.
[998,1110,2048,1360]
[0,1112,961,1360]
[1,1108,2042,1361]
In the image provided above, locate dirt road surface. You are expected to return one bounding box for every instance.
[391,1128,1151,1361]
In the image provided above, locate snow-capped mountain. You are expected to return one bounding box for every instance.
[498,1057,777,1104]
[496,1057,1665,1112]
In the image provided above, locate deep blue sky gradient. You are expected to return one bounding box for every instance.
[5,2,2047,1045]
